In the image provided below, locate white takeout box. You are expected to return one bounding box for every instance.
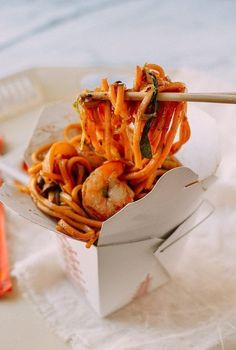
[0,102,220,316]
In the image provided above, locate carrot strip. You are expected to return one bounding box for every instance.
[133,65,143,91]
[108,84,117,109]
[159,82,186,92]
[104,102,112,160]
[114,84,125,116]
[101,78,109,92]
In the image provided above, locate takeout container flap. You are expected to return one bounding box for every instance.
[0,102,220,246]
[24,102,76,166]
[100,166,202,245]
[56,200,214,317]
[154,200,214,275]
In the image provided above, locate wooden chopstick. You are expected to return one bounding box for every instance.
[80,91,236,104]
[0,202,12,296]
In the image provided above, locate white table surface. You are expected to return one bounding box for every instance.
[1,281,69,350]
[0,1,236,349]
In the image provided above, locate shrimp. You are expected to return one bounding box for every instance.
[82,160,134,220]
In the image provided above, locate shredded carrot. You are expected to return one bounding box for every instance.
[101,78,109,92]
[133,65,143,91]
[104,102,112,160]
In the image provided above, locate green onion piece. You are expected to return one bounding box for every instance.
[140,71,158,158]
[140,118,153,158]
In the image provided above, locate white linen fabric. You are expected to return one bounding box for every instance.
[8,70,236,349]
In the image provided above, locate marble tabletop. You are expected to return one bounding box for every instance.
[0,0,236,84]
[0,1,236,350]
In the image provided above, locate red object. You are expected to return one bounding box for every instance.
[0,136,5,155]
[0,203,12,296]
[21,161,28,173]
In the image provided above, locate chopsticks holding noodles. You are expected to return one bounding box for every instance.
[80,91,236,104]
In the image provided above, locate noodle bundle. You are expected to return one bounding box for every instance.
[28,63,191,247]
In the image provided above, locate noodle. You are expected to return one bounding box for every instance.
[27,63,190,247]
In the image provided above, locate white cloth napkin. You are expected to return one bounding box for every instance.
[9,70,236,349]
